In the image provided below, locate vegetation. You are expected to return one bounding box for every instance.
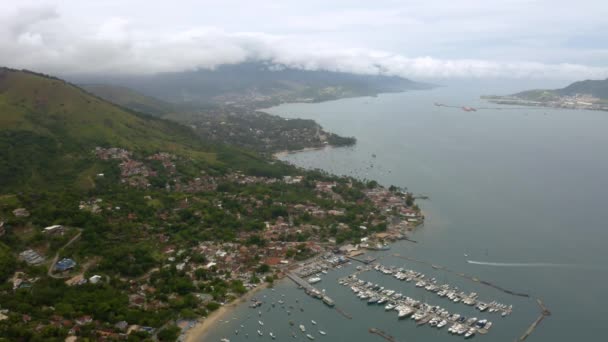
[0,68,421,340]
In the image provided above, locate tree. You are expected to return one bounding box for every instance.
[0,243,16,282]
[257,264,270,273]
[405,193,414,207]
[158,325,180,342]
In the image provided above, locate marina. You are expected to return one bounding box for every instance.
[339,271,496,339]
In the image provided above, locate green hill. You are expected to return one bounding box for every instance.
[0,68,279,191]
[80,84,177,117]
[513,79,608,101]
[556,79,608,99]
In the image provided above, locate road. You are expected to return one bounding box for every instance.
[47,229,82,279]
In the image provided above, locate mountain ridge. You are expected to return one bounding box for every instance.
[70,61,431,108]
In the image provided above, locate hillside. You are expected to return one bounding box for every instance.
[80,84,177,117]
[0,68,422,341]
[81,82,357,154]
[555,79,608,99]
[71,62,431,108]
[0,68,279,191]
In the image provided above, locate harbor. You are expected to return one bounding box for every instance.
[339,270,498,339]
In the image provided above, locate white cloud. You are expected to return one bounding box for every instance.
[1,3,607,81]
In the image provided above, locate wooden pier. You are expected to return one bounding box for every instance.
[286,272,335,305]
[335,307,352,319]
[369,328,397,342]
[347,255,377,264]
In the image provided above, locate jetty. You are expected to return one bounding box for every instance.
[286,272,335,307]
[336,307,353,319]
[347,254,377,264]
[517,300,551,341]
[369,328,397,342]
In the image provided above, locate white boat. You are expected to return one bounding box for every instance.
[437,320,448,328]
[258,320,264,326]
[319,331,326,335]
[299,324,306,332]
[385,303,396,311]
[308,277,321,284]
[465,328,476,339]
[311,320,317,325]
[220,338,230,342]
[269,332,276,339]
[306,334,315,340]
[257,330,263,336]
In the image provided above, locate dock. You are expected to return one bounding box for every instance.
[517,299,552,341]
[286,272,335,307]
[347,255,377,264]
[336,307,352,319]
[369,328,397,342]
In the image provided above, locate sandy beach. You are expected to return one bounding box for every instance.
[183,282,272,342]
[272,146,330,159]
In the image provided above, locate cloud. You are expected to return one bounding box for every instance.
[1,5,607,81]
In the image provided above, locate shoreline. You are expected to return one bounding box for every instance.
[183,281,272,342]
[272,145,330,159]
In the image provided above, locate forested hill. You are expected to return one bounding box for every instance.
[513,78,608,101]
[0,68,279,191]
[0,67,422,342]
[555,79,608,99]
[71,61,431,107]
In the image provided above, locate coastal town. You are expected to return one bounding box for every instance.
[0,146,423,341]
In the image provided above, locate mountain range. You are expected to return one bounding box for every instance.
[71,61,430,108]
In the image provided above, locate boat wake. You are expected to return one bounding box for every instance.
[466,260,608,271]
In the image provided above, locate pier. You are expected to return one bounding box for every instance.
[347,254,377,264]
[286,272,335,307]
[392,254,530,298]
[369,328,397,342]
[517,300,551,341]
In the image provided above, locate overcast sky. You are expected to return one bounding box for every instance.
[2,0,608,80]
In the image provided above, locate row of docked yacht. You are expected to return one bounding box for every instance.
[340,275,494,338]
[374,264,513,317]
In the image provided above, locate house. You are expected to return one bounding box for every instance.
[75,315,93,325]
[338,244,358,254]
[12,208,30,217]
[43,225,64,234]
[19,249,45,265]
[54,258,76,272]
[114,321,128,331]
[89,275,102,284]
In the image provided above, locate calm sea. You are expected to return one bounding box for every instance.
[202,81,608,342]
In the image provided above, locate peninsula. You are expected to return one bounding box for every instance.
[482,78,608,111]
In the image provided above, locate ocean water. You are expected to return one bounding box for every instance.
[202,82,608,342]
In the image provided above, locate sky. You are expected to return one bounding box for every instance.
[1,0,608,81]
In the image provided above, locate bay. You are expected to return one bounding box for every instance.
[202,82,608,341]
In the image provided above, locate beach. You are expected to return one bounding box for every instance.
[271,145,331,159]
[183,282,272,342]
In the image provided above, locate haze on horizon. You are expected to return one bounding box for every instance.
[1,0,608,82]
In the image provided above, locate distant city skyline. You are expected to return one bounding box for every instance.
[1,0,607,80]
